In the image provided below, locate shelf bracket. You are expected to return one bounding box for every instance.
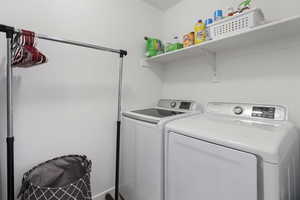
[202,49,218,82]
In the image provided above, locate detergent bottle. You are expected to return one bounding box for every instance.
[144,37,164,57]
[194,20,206,44]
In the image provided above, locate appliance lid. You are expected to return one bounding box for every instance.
[123,108,186,124]
[122,99,202,124]
[131,108,184,118]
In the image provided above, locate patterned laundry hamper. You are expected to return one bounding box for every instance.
[18,155,92,200]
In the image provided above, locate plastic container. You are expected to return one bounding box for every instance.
[165,43,183,52]
[165,36,183,52]
[183,32,195,48]
[205,18,214,40]
[214,10,223,21]
[207,8,264,40]
[144,37,164,57]
[205,18,213,25]
[194,20,206,44]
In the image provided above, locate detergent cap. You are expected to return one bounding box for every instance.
[214,9,223,21]
[205,18,213,25]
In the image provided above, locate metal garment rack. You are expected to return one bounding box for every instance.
[0,24,127,200]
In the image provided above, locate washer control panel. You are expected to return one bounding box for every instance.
[207,102,287,121]
[158,99,199,111]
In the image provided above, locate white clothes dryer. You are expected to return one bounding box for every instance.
[165,102,300,200]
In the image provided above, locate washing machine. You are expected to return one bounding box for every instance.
[165,102,300,200]
[120,99,202,200]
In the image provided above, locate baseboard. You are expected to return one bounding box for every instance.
[93,187,115,200]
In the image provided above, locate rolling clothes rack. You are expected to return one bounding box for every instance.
[0,24,127,200]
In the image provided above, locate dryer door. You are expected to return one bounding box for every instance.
[166,132,257,200]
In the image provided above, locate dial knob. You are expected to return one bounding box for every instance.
[170,101,177,108]
[233,106,243,115]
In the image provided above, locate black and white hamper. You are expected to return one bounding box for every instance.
[18,155,92,200]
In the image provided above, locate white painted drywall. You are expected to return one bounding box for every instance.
[0,0,164,199]
[1,0,300,199]
[141,0,183,10]
[161,0,300,126]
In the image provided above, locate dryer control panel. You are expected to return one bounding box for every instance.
[207,102,287,121]
[158,99,200,111]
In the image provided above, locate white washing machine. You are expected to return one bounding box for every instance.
[120,99,202,200]
[165,102,300,200]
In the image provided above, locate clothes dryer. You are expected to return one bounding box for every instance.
[165,102,300,200]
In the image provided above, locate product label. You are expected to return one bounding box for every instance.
[196,31,204,39]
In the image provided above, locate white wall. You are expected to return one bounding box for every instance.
[0,0,164,199]
[1,0,300,199]
[161,0,300,125]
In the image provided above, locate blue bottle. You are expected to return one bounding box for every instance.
[214,10,223,21]
[205,18,213,26]
[205,18,214,40]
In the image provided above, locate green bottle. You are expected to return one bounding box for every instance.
[144,37,164,57]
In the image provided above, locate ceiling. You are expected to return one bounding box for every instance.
[142,0,183,11]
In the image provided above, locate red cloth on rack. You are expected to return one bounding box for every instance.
[12,30,47,68]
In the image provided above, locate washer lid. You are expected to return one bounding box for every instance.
[166,114,298,164]
[122,99,202,124]
[131,108,184,118]
[123,108,186,124]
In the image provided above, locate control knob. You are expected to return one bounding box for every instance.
[170,101,177,108]
[233,106,243,115]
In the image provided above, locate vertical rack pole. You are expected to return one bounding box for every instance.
[117,54,124,122]
[115,52,124,200]
[6,31,15,200]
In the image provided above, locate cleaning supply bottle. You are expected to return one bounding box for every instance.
[214,10,224,21]
[204,18,213,41]
[194,20,206,44]
[144,37,164,57]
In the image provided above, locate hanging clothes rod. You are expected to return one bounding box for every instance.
[0,24,126,200]
[16,30,125,54]
[1,24,127,55]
